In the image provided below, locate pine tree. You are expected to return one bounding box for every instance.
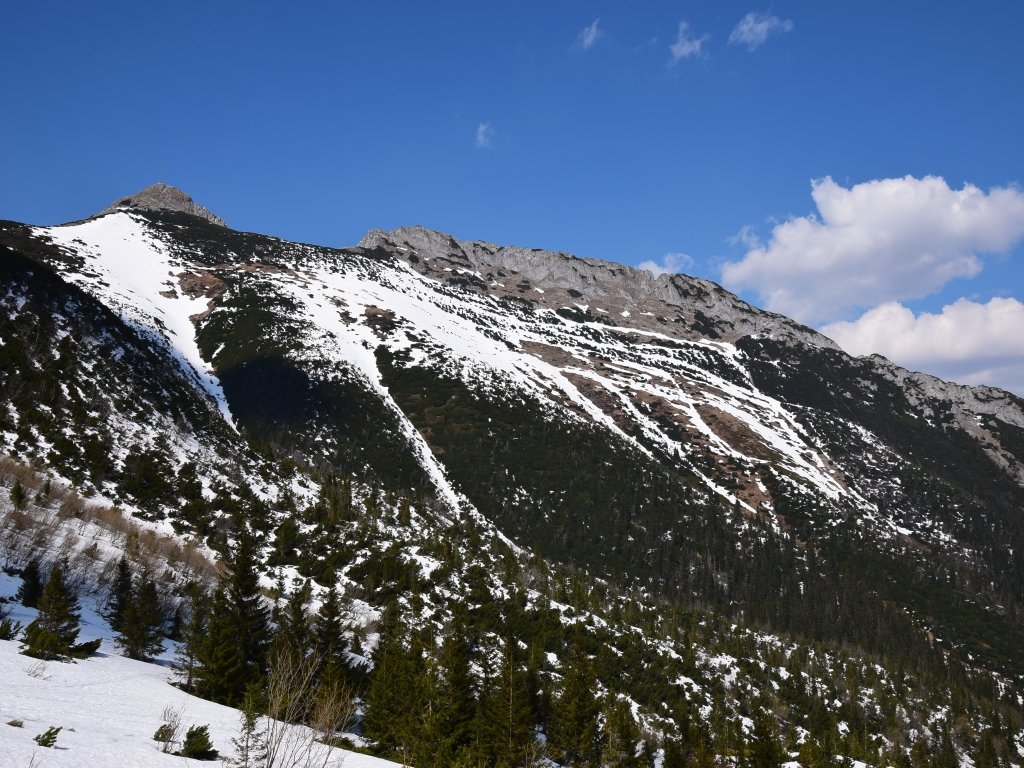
[362,606,407,753]
[195,528,272,705]
[104,555,134,632]
[175,584,208,692]
[313,584,344,675]
[22,564,81,659]
[115,576,165,661]
[195,586,248,705]
[748,709,785,768]
[486,638,534,766]
[16,558,43,608]
[274,579,313,657]
[228,528,272,691]
[604,698,643,768]
[551,627,601,767]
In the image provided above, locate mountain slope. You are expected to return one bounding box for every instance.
[2,190,1024,765]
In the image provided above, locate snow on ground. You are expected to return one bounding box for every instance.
[36,213,235,428]
[0,574,399,768]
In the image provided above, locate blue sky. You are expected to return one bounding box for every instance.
[3,2,1024,392]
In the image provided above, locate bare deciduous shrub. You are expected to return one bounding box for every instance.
[154,705,184,753]
[259,648,356,768]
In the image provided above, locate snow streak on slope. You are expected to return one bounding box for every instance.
[36,214,236,428]
[260,246,861,517]
[31,213,867,524]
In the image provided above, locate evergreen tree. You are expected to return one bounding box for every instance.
[486,638,533,766]
[104,555,133,632]
[232,679,267,768]
[312,584,344,675]
[551,627,601,767]
[175,584,208,692]
[11,479,26,510]
[796,736,829,768]
[604,698,643,768]
[436,612,476,759]
[363,606,415,758]
[22,564,81,659]
[194,528,272,705]
[16,558,43,608]
[227,527,272,689]
[195,586,248,705]
[662,738,687,768]
[748,709,785,768]
[274,580,313,658]
[114,576,165,661]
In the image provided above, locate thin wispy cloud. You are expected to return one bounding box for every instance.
[669,21,708,64]
[729,12,793,51]
[639,252,695,277]
[474,122,494,150]
[575,19,602,51]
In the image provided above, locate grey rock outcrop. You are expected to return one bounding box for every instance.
[359,225,838,350]
[101,183,226,227]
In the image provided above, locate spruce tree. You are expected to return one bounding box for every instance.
[551,627,601,767]
[195,528,272,705]
[312,584,344,676]
[748,709,784,768]
[232,679,268,768]
[227,527,272,693]
[663,738,687,768]
[435,612,476,759]
[274,580,313,658]
[486,638,533,767]
[115,576,165,661]
[604,698,643,768]
[22,564,81,659]
[104,555,133,632]
[175,584,209,692]
[363,606,413,756]
[195,586,248,705]
[16,558,43,608]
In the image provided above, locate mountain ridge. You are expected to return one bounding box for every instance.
[2,194,1024,766]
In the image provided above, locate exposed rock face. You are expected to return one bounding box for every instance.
[101,183,225,226]
[359,224,838,350]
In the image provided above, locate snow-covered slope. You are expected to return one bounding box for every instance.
[0,597,397,768]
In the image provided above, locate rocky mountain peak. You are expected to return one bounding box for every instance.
[101,182,225,226]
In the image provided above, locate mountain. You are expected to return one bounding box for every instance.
[1,186,1023,766]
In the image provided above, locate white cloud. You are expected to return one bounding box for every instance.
[729,12,793,51]
[823,298,1024,394]
[638,252,695,277]
[727,224,762,250]
[474,122,494,150]
[576,19,602,50]
[721,175,1024,325]
[669,21,708,64]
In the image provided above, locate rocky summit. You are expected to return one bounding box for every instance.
[100,182,226,226]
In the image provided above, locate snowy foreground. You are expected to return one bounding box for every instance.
[0,583,399,768]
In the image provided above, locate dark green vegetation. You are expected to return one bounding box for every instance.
[2,210,1024,766]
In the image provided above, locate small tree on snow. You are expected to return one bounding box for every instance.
[22,564,81,659]
[115,576,165,661]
